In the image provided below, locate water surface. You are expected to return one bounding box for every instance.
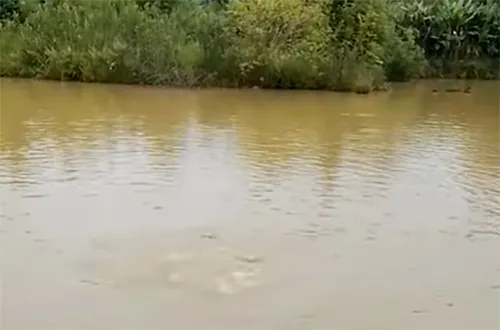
[1,78,499,329]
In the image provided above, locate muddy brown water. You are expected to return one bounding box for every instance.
[1,78,499,329]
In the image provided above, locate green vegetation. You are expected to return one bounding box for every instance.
[0,0,498,92]
[399,0,500,79]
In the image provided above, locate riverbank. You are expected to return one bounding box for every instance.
[1,0,499,93]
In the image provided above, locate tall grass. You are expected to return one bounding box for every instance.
[0,0,498,92]
[398,0,500,78]
[0,0,207,85]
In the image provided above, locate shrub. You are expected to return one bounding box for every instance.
[0,0,204,84]
[0,0,20,21]
[323,0,425,86]
[222,0,333,88]
[135,0,182,12]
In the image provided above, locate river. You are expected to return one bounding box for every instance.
[1,78,499,329]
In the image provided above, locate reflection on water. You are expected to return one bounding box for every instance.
[1,78,499,329]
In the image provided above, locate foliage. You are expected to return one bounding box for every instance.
[135,0,182,12]
[222,0,333,88]
[0,0,20,21]
[399,0,500,78]
[0,0,203,84]
[323,0,425,84]
[0,0,497,92]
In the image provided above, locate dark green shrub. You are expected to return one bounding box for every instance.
[135,0,181,12]
[0,0,20,21]
[324,0,425,85]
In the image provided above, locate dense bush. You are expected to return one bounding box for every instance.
[222,0,333,88]
[0,0,19,21]
[323,0,424,87]
[0,0,497,92]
